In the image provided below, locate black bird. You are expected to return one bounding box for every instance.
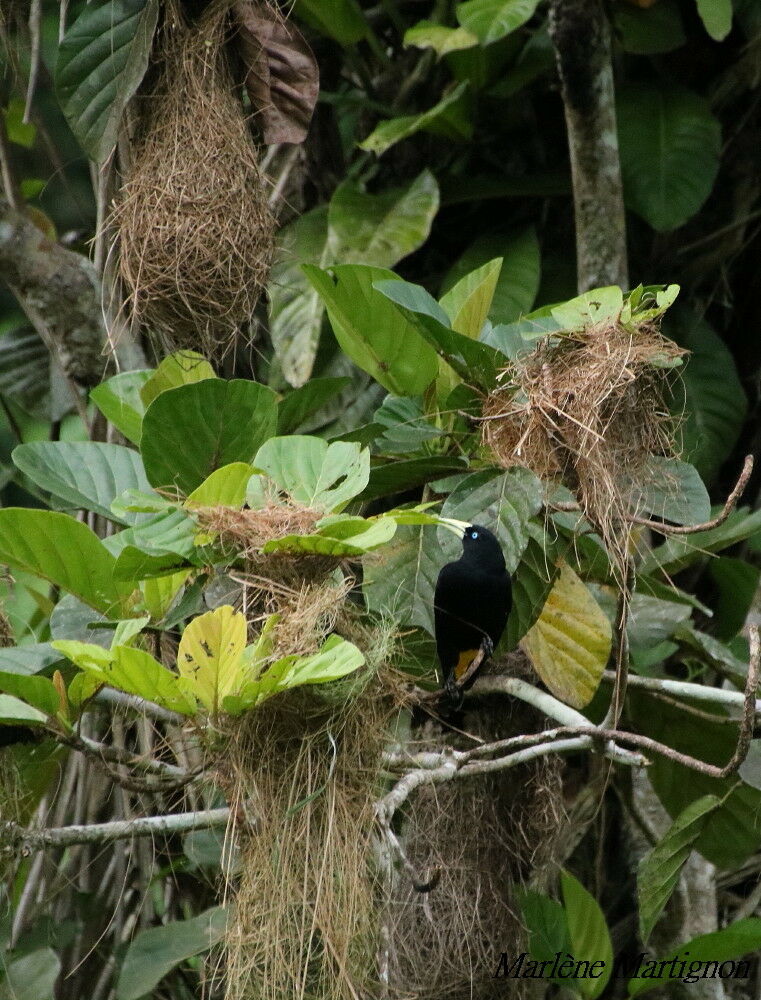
[434,523,511,704]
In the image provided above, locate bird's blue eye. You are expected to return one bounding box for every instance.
[471,530,479,539]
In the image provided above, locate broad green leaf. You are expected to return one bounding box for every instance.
[359,82,471,155]
[361,456,468,503]
[638,794,722,944]
[141,379,277,494]
[0,509,132,615]
[628,919,761,997]
[696,0,732,40]
[613,0,686,54]
[277,377,352,434]
[111,615,150,649]
[269,204,329,388]
[617,83,721,232]
[0,324,50,419]
[560,871,613,1000]
[327,170,440,268]
[505,529,561,648]
[674,624,747,680]
[551,286,623,331]
[90,371,151,444]
[282,634,364,686]
[13,441,152,525]
[263,515,397,557]
[631,690,761,868]
[3,947,61,1000]
[363,522,442,634]
[404,21,479,57]
[255,436,370,512]
[184,463,257,509]
[669,310,746,484]
[140,350,216,408]
[53,640,197,715]
[709,558,760,641]
[0,644,61,676]
[55,0,160,162]
[519,890,571,982]
[640,507,761,576]
[3,97,36,148]
[374,396,443,454]
[440,468,543,572]
[0,671,58,715]
[116,906,228,1000]
[140,571,191,621]
[441,227,540,325]
[304,265,439,396]
[455,0,540,44]
[111,507,198,574]
[626,457,710,526]
[440,258,503,338]
[0,693,48,726]
[294,0,367,44]
[176,606,246,713]
[739,741,761,791]
[522,562,612,709]
[374,278,505,387]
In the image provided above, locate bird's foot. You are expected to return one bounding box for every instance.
[480,635,494,659]
[444,677,464,711]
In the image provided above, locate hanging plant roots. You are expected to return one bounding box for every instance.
[481,319,686,573]
[113,0,275,360]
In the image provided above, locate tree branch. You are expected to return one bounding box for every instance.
[2,807,231,853]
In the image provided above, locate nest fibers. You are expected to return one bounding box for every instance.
[113,0,275,358]
[482,319,686,574]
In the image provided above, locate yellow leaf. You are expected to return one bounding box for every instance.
[521,561,612,709]
[176,605,246,713]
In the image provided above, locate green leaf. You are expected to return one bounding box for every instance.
[328,170,440,267]
[612,0,686,54]
[363,522,442,634]
[628,919,761,997]
[441,227,540,325]
[53,640,196,715]
[294,0,367,45]
[632,690,761,868]
[140,350,216,408]
[627,457,710,526]
[2,948,61,1000]
[374,396,444,454]
[0,672,58,715]
[522,562,612,710]
[0,509,132,615]
[519,890,571,979]
[560,870,613,1000]
[184,463,257,509]
[55,0,160,162]
[374,278,505,387]
[637,794,722,944]
[709,558,761,642]
[141,379,277,494]
[440,467,543,572]
[617,83,721,232]
[262,515,397,557]
[551,286,623,330]
[404,21,479,57]
[3,97,36,148]
[140,570,190,621]
[0,324,50,418]
[0,693,48,726]
[13,442,152,525]
[116,906,228,1000]
[254,435,370,512]
[0,644,61,676]
[112,508,199,581]
[505,529,561,648]
[455,0,540,44]
[361,456,468,502]
[177,606,246,713]
[669,310,746,484]
[696,0,732,40]
[359,82,471,155]
[304,265,439,396]
[674,624,748,681]
[90,371,151,445]
[277,377,352,434]
[640,507,761,576]
[440,258,503,337]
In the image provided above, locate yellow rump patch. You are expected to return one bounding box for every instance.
[455,648,479,680]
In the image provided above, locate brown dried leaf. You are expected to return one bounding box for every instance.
[233,1,319,145]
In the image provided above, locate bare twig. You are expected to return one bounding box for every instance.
[2,807,232,853]
[0,123,22,210]
[24,0,42,124]
[94,688,186,725]
[601,669,761,715]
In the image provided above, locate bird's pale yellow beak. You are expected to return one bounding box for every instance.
[438,518,469,538]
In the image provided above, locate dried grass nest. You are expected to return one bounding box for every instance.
[482,318,686,569]
[113,0,275,359]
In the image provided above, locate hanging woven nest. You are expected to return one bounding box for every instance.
[113,0,275,359]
